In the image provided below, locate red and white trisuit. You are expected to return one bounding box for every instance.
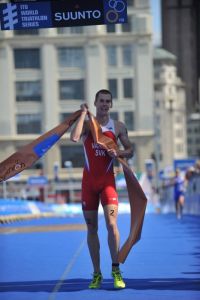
[81,118,118,211]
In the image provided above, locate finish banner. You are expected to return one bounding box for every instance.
[0,0,127,30]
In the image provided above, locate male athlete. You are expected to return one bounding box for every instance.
[70,89,133,289]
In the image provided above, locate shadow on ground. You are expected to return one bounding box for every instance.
[0,277,200,293]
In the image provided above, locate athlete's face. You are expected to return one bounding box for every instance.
[94,93,112,115]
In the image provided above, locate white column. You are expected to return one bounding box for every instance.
[41,44,60,176]
[85,42,107,113]
[134,40,154,131]
[41,44,58,130]
[0,45,15,135]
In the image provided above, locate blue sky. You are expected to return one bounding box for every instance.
[150,0,161,45]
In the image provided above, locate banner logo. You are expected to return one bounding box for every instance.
[2,4,18,30]
[54,10,102,22]
[104,0,127,24]
[109,0,126,13]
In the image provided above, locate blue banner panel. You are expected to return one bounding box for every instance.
[33,133,60,158]
[0,0,127,30]
[27,175,48,186]
[0,1,52,29]
[51,0,104,28]
[174,158,196,172]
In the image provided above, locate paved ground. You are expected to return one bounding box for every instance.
[0,212,199,300]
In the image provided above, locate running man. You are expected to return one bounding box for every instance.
[70,89,133,289]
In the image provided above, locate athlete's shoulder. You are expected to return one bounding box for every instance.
[115,120,126,128]
[114,120,126,136]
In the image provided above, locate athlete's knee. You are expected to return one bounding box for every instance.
[85,218,98,234]
[106,221,117,235]
[88,226,98,235]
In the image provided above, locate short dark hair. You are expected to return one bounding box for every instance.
[95,89,113,103]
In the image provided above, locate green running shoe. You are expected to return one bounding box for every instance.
[112,269,126,289]
[88,272,103,289]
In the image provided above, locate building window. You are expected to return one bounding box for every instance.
[70,26,84,34]
[17,114,41,134]
[121,19,132,32]
[106,45,117,66]
[122,45,132,66]
[194,127,199,134]
[16,81,41,102]
[60,113,73,122]
[127,0,134,6]
[137,17,146,32]
[176,143,183,153]
[124,111,134,130]
[57,47,85,68]
[123,78,133,98]
[110,112,119,120]
[57,27,84,34]
[155,100,160,108]
[175,128,183,138]
[106,24,116,33]
[14,29,39,35]
[14,49,40,69]
[59,80,84,100]
[60,145,84,168]
[108,79,118,99]
[196,138,200,144]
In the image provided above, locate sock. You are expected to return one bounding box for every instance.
[112,263,119,271]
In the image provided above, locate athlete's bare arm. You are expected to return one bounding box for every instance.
[107,121,133,159]
[118,122,134,158]
[70,104,89,142]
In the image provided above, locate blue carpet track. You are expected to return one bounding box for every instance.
[0,213,199,300]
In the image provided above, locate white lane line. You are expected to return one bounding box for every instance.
[48,238,86,300]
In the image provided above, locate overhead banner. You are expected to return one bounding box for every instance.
[0,0,127,30]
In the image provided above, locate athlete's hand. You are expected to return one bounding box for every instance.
[80,103,88,113]
[107,148,119,158]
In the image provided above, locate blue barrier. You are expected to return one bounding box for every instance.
[1,174,199,223]
[0,198,83,220]
[0,198,32,216]
[0,198,156,223]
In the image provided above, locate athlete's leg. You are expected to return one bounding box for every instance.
[103,204,119,264]
[101,173,119,263]
[103,204,126,288]
[175,201,179,217]
[83,210,101,273]
[178,195,184,218]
